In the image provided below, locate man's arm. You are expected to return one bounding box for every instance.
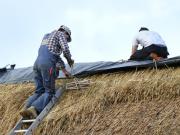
[131,45,138,55]
[59,32,74,67]
[131,36,139,55]
[56,57,71,77]
[56,57,65,69]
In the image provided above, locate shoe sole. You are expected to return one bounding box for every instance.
[20,110,32,119]
[20,110,37,119]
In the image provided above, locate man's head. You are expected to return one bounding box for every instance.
[139,27,149,32]
[58,25,72,42]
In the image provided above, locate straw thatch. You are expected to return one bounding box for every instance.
[0,68,180,135]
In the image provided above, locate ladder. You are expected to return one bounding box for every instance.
[9,87,65,135]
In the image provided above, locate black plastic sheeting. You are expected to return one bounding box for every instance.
[0,67,34,84]
[1,56,180,84]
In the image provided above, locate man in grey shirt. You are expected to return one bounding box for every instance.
[129,27,169,61]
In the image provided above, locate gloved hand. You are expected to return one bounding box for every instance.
[62,68,71,78]
[67,59,74,67]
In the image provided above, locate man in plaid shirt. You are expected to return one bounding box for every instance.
[20,25,74,118]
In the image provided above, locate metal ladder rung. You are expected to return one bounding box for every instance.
[14,129,28,133]
[9,89,63,135]
[22,119,36,123]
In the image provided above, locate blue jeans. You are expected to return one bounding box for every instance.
[25,63,57,113]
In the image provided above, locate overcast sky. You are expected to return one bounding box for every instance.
[0,0,180,68]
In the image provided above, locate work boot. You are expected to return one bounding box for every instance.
[150,53,163,61]
[20,106,38,119]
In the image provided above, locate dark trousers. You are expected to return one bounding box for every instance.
[25,63,57,113]
[130,44,169,61]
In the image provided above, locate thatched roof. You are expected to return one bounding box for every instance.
[0,68,180,134]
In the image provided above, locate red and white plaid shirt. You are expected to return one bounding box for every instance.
[41,30,71,68]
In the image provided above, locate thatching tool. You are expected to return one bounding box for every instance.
[65,66,92,90]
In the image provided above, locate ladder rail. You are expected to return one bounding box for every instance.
[9,118,23,135]
[25,88,64,135]
[9,87,65,135]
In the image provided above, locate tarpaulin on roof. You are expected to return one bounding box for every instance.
[1,56,180,84]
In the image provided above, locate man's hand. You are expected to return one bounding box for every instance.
[62,68,71,78]
[131,45,138,55]
[68,59,74,67]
